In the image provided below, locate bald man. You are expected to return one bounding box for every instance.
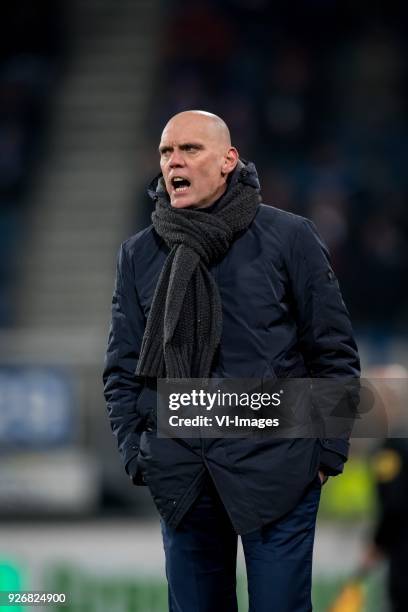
[103,111,360,611]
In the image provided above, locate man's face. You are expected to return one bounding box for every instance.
[159,115,233,209]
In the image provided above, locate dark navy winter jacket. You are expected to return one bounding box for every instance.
[103,162,360,534]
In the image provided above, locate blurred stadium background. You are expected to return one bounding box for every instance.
[0,0,407,610]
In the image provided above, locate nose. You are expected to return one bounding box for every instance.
[168,148,185,167]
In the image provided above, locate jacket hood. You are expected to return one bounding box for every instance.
[146,158,261,203]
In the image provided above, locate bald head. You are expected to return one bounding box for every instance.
[162,110,232,150]
[159,110,239,210]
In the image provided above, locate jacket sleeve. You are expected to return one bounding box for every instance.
[287,217,361,475]
[103,242,148,480]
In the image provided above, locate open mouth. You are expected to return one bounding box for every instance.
[171,176,191,193]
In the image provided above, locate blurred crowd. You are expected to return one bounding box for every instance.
[146,0,408,349]
[0,0,67,325]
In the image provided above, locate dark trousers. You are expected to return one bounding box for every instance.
[161,475,322,612]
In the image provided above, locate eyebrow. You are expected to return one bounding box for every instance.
[158,142,205,154]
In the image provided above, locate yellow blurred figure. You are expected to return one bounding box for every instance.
[328,579,365,612]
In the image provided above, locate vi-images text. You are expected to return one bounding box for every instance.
[168,415,280,429]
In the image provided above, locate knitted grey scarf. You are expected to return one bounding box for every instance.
[136,164,260,378]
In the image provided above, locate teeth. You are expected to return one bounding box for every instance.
[171,176,189,192]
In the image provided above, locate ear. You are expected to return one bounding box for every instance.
[222,147,239,176]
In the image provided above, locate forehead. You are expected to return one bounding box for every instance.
[160,116,218,146]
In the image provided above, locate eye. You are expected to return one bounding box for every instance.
[159,147,171,158]
[183,144,201,153]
